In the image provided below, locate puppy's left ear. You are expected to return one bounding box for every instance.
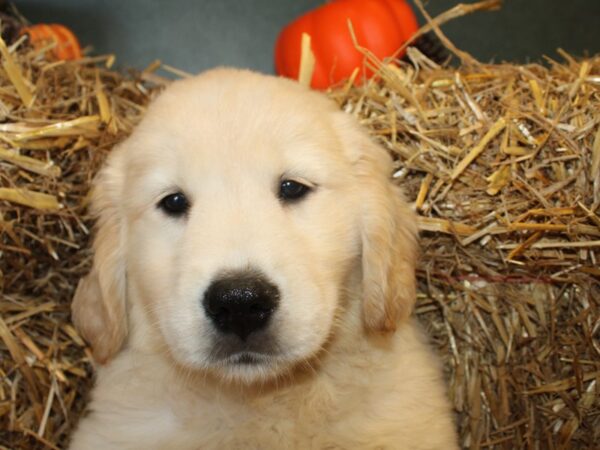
[335,113,419,333]
[72,146,128,364]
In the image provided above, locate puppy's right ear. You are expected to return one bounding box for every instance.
[72,147,127,364]
[333,112,419,333]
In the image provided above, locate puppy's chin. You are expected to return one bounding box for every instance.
[168,341,323,386]
[164,339,297,385]
[161,316,335,385]
[209,352,291,385]
[170,351,296,385]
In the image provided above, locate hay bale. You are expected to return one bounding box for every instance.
[329,46,599,449]
[0,34,164,448]
[1,10,598,450]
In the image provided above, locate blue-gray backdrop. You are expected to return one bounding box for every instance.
[17,0,600,73]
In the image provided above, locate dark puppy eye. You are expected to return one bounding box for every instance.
[279,179,311,202]
[158,192,190,217]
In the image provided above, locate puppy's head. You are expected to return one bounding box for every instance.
[72,69,417,382]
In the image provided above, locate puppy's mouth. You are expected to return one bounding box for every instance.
[225,351,272,366]
[208,333,280,367]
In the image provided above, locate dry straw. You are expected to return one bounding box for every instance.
[1,2,599,449]
[327,2,599,448]
[0,33,166,448]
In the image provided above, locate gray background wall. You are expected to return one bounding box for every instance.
[17,0,600,74]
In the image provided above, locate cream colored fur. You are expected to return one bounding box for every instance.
[69,68,458,449]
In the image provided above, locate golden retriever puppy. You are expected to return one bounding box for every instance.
[69,68,458,450]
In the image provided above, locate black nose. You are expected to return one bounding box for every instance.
[203,271,279,341]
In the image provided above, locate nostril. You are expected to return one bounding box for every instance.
[203,270,280,340]
[211,306,231,320]
[250,303,269,314]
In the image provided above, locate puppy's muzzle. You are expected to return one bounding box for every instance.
[203,271,279,341]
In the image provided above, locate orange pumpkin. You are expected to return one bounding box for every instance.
[21,24,82,60]
[275,0,419,89]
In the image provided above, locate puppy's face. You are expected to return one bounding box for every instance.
[72,69,418,384]
[126,74,361,381]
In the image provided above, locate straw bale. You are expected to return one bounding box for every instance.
[0,36,164,448]
[328,41,599,450]
[1,5,599,449]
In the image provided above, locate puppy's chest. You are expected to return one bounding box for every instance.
[173,378,361,449]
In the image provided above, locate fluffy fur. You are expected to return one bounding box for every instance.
[70,68,458,449]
